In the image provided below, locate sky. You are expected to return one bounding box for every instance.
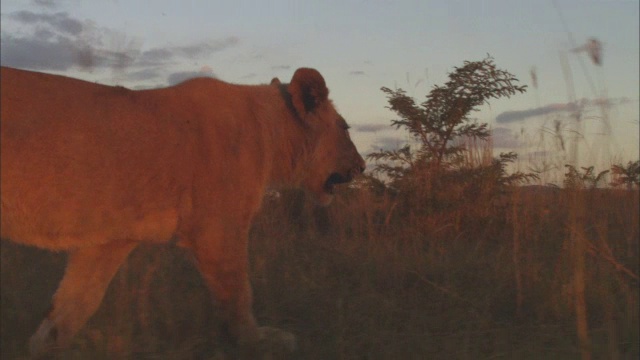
[1,0,638,179]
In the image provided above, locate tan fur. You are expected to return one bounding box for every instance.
[0,66,365,355]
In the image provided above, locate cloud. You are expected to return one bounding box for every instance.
[32,0,59,8]
[496,103,578,123]
[136,37,239,68]
[10,11,83,35]
[353,124,390,133]
[1,9,239,85]
[349,70,366,76]
[200,65,213,74]
[270,65,290,71]
[365,127,523,154]
[491,127,521,149]
[34,27,56,40]
[495,98,635,124]
[1,34,77,71]
[128,68,163,82]
[525,151,551,159]
[175,37,239,58]
[167,70,216,86]
[368,136,408,153]
[2,10,141,71]
[136,48,175,67]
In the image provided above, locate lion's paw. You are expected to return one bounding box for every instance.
[237,326,296,359]
[29,318,58,358]
[257,326,296,352]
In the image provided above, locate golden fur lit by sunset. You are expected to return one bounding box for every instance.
[0,66,365,356]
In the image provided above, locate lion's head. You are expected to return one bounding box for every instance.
[283,68,366,205]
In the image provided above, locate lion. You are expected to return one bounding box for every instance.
[0,66,365,356]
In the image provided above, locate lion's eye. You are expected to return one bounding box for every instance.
[342,125,351,140]
[337,116,350,130]
[342,125,351,139]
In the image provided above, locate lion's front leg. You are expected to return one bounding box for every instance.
[194,243,258,342]
[29,241,137,357]
[189,225,296,352]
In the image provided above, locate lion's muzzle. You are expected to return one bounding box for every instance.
[323,159,365,195]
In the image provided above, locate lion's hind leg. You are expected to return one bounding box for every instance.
[29,241,137,357]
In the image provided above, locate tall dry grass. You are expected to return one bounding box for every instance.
[1,149,638,359]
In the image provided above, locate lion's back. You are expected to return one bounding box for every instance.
[0,68,198,249]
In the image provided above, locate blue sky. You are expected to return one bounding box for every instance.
[1,0,638,176]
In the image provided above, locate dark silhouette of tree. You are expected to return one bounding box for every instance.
[563,165,610,189]
[610,160,640,189]
[367,56,535,214]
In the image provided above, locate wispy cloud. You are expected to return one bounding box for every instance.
[137,38,238,67]
[1,34,77,71]
[127,68,163,82]
[10,10,83,35]
[32,0,59,9]
[1,9,238,85]
[167,71,204,86]
[491,127,521,148]
[525,151,552,159]
[270,65,290,71]
[174,38,239,58]
[495,98,635,124]
[496,103,578,123]
[367,136,408,153]
[349,70,366,76]
[2,10,142,71]
[353,124,390,133]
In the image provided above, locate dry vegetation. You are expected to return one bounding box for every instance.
[1,58,638,359]
[2,181,638,359]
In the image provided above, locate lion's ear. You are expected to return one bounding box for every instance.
[289,68,328,117]
[270,77,281,86]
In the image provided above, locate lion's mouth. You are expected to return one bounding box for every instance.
[323,172,351,194]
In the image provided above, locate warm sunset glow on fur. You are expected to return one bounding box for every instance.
[0,66,364,356]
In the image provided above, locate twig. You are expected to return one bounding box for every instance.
[586,241,639,282]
